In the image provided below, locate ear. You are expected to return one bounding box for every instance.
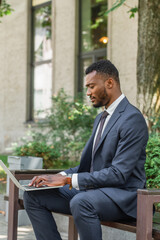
[105,78,114,89]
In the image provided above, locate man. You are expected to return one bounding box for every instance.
[24,60,148,240]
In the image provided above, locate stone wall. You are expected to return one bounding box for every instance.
[52,0,76,96]
[0,0,138,152]
[108,0,138,105]
[0,0,29,152]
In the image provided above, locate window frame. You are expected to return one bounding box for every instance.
[29,0,52,121]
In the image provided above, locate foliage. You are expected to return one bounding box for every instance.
[13,141,61,169]
[13,89,98,169]
[148,115,160,133]
[35,5,51,39]
[0,155,8,179]
[0,154,8,165]
[104,0,138,18]
[145,134,160,189]
[145,133,160,211]
[0,0,14,21]
[152,117,160,133]
[127,7,138,18]
[104,0,126,15]
[0,155,8,182]
[84,0,108,51]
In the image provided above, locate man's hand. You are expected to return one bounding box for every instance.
[28,174,69,188]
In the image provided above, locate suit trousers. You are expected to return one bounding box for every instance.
[23,185,133,240]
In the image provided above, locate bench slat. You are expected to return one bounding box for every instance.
[101,221,136,233]
[5,194,160,238]
[138,189,160,195]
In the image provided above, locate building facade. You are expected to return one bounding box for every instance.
[0,0,138,152]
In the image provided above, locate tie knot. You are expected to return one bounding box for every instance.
[101,111,109,119]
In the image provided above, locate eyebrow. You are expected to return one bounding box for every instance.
[85,82,96,87]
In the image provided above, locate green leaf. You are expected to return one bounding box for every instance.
[104,0,127,16]
[0,0,14,20]
[128,7,138,18]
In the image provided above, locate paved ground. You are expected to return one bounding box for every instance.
[0,193,36,240]
[0,213,36,240]
[0,194,68,240]
[0,212,69,240]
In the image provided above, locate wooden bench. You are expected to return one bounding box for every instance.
[5,169,160,240]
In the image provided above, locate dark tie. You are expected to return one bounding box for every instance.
[90,111,109,172]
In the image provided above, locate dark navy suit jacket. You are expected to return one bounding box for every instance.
[65,97,148,218]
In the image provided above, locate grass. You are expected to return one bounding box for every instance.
[0,154,8,178]
[0,155,8,194]
[0,154,8,165]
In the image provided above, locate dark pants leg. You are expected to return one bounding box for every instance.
[70,189,133,240]
[24,187,133,240]
[23,185,79,240]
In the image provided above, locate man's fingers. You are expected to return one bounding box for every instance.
[29,176,45,186]
[35,176,44,186]
[28,174,65,187]
[29,176,38,186]
[36,180,46,187]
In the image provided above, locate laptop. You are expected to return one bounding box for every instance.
[0,160,62,191]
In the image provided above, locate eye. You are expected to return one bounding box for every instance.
[90,85,94,89]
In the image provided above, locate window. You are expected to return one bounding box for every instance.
[78,0,108,91]
[30,0,52,120]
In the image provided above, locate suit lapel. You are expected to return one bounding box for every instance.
[93,97,129,156]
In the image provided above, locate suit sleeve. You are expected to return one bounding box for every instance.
[77,112,148,190]
[64,165,80,175]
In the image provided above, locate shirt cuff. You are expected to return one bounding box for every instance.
[72,173,79,190]
[59,172,79,190]
[59,171,67,176]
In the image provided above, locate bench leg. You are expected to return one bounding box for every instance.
[68,216,78,240]
[136,194,153,240]
[8,179,19,240]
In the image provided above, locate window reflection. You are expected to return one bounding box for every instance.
[34,63,52,119]
[34,5,52,61]
[81,0,108,53]
[78,0,107,93]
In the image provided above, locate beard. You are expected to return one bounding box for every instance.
[93,88,109,108]
[93,101,104,108]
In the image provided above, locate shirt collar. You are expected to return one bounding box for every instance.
[105,94,125,116]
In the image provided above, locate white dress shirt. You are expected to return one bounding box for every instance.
[60,94,125,189]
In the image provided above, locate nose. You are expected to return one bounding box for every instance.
[86,88,91,96]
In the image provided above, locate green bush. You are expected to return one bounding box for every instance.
[13,89,98,168]
[0,155,8,184]
[145,134,160,188]
[0,155,8,165]
[150,115,160,133]
[13,141,61,169]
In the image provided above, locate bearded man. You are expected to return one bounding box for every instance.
[24,60,148,240]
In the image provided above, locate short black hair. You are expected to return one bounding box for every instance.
[85,60,120,83]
